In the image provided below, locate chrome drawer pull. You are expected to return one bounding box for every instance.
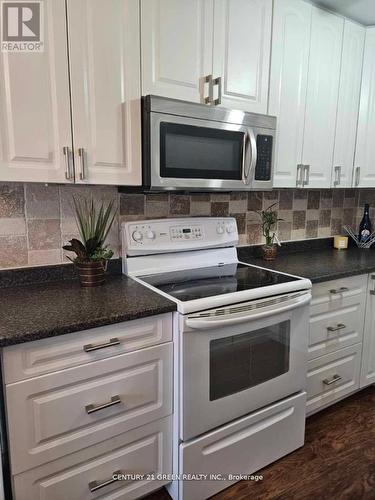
[327,323,346,332]
[323,374,342,386]
[89,470,122,492]
[329,287,349,294]
[83,338,120,352]
[85,395,121,414]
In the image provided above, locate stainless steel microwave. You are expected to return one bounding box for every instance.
[142,95,276,191]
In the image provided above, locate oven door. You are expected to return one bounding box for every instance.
[180,291,310,441]
[148,112,260,191]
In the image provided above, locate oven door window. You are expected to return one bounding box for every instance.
[209,321,290,401]
[160,122,244,180]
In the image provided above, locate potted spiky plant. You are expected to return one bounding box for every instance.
[63,196,117,287]
[253,202,283,261]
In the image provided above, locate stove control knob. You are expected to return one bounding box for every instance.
[146,230,156,240]
[132,230,143,242]
[226,225,235,234]
[217,226,224,234]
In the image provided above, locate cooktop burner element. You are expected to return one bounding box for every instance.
[140,263,300,302]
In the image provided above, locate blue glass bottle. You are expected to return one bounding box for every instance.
[359,203,372,243]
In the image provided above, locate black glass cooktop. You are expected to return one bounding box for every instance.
[139,263,300,302]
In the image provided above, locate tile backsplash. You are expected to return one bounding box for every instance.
[0,182,368,270]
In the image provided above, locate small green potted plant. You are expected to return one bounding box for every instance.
[253,202,282,261]
[63,196,117,287]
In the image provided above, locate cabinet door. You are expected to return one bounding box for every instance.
[0,0,73,183]
[212,0,272,113]
[141,0,214,103]
[332,20,365,188]
[302,7,343,188]
[269,0,312,188]
[361,274,375,387]
[354,28,375,188]
[67,0,141,186]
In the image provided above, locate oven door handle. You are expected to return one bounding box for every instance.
[242,128,257,184]
[185,292,311,330]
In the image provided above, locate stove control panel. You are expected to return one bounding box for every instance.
[122,217,238,256]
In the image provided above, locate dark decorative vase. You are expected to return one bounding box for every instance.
[75,261,107,287]
[262,244,277,261]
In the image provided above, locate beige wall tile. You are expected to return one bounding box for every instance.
[0,218,25,236]
[25,184,60,219]
[0,236,28,269]
[27,219,61,250]
[0,184,24,218]
[28,249,62,266]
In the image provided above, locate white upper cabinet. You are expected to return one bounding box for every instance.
[332,20,365,188]
[212,0,272,113]
[269,0,312,188]
[0,0,73,183]
[302,7,344,188]
[354,27,375,188]
[67,0,141,185]
[141,0,214,103]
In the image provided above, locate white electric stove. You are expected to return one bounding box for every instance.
[122,217,312,500]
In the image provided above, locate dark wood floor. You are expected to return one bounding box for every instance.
[146,387,375,500]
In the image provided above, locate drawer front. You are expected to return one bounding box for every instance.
[13,416,172,500]
[306,344,361,414]
[179,392,306,500]
[311,275,367,307]
[309,294,365,359]
[6,343,173,474]
[3,313,172,383]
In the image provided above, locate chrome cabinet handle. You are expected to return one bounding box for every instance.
[83,338,120,352]
[329,287,349,294]
[243,128,257,182]
[302,165,310,186]
[334,166,341,186]
[78,147,86,180]
[63,146,73,180]
[85,395,121,414]
[296,164,303,187]
[89,470,122,492]
[354,166,360,186]
[213,76,222,105]
[323,374,342,386]
[327,323,346,332]
[203,74,213,104]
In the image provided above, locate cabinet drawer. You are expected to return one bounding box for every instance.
[3,313,172,383]
[309,294,365,359]
[13,416,172,500]
[6,343,173,474]
[306,344,361,414]
[311,275,367,307]
[179,392,306,500]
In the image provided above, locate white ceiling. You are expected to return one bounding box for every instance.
[313,0,375,25]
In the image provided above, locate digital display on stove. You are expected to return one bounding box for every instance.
[183,228,191,233]
[140,263,301,302]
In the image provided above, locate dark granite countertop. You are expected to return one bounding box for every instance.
[238,242,375,283]
[0,275,176,347]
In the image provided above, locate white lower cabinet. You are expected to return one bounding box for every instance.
[361,274,375,387]
[13,416,172,500]
[3,314,173,499]
[179,392,306,500]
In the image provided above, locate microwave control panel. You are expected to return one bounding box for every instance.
[123,217,238,256]
[254,135,273,181]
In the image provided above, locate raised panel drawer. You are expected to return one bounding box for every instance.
[311,275,367,307]
[3,313,172,383]
[6,343,172,474]
[13,416,172,500]
[179,392,306,500]
[306,344,361,414]
[308,293,365,359]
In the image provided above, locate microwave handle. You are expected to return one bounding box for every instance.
[185,292,311,330]
[243,129,257,183]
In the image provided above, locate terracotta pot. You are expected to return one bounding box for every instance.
[261,244,277,261]
[75,261,107,287]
